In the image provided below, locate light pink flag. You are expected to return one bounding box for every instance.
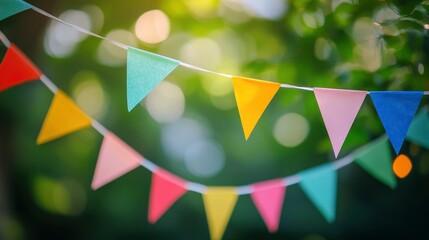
[91,131,143,190]
[148,169,187,223]
[250,179,286,233]
[314,88,367,157]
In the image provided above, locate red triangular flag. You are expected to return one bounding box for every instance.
[0,44,41,91]
[148,169,187,223]
[250,179,286,233]
[91,132,143,190]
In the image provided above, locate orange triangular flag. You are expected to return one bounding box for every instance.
[232,76,280,140]
[0,44,41,91]
[91,131,143,190]
[37,91,92,144]
[203,187,238,240]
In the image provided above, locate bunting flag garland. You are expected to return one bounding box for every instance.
[127,47,180,111]
[314,88,367,158]
[299,164,337,223]
[0,44,41,91]
[203,188,238,240]
[354,137,397,189]
[37,91,92,144]
[2,1,429,156]
[250,179,286,233]
[3,5,429,238]
[148,169,187,223]
[0,0,32,21]
[406,109,429,149]
[91,131,143,190]
[369,91,423,154]
[232,76,280,140]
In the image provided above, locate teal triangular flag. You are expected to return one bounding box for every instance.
[355,137,397,189]
[126,47,180,111]
[299,164,337,223]
[0,0,32,21]
[369,91,423,154]
[406,109,429,149]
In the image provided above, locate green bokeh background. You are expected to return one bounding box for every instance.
[1,0,429,239]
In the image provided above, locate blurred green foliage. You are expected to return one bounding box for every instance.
[1,0,429,239]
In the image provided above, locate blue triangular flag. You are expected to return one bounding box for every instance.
[299,164,337,222]
[126,47,180,111]
[0,0,32,21]
[406,108,429,149]
[370,91,423,154]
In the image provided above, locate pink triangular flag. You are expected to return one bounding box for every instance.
[148,169,187,223]
[91,131,143,190]
[250,179,286,233]
[314,88,367,157]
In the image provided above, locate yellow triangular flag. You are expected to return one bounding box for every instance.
[37,91,92,144]
[232,76,280,140]
[203,187,238,240]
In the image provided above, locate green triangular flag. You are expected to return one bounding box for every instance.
[299,163,337,223]
[126,47,180,111]
[0,0,32,21]
[406,109,429,149]
[355,137,397,189]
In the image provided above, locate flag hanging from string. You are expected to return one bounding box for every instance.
[127,47,180,111]
[91,131,143,190]
[314,88,367,157]
[203,188,238,240]
[0,0,32,21]
[37,91,92,144]
[148,169,187,223]
[299,164,337,222]
[370,91,423,154]
[232,76,280,140]
[250,179,286,233]
[0,44,41,91]
[354,137,397,189]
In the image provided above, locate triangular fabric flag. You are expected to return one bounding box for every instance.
[0,44,41,91]
[37,91,92,144]
[250,179,286,233]
[232,76,280,140]
[91,131,143,190]
[126,47,180,111]
[148,168,187,223]
[369,91,423,154]
[314,88,367,158]
[355,137,396,189]
[406,109,429,149]
[299,164,337,223]
[0,0,32,21]
[203,187,238,240]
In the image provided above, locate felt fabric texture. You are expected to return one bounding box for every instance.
[370,91,423,154]
[127,47,180,111]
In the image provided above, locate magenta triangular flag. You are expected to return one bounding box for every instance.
[314,88,367,157]
[148,169,187,223]
[91,132,143,190]
[250,179,286,233]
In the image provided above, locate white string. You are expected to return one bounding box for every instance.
[0,30,11,47]
[39,75,59,93]
[92,120,108,136]
[140,159,159,173]
[25,6,429,94]
[31,6,128,50]
[280,83,314,91]
[179,62,233,78]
